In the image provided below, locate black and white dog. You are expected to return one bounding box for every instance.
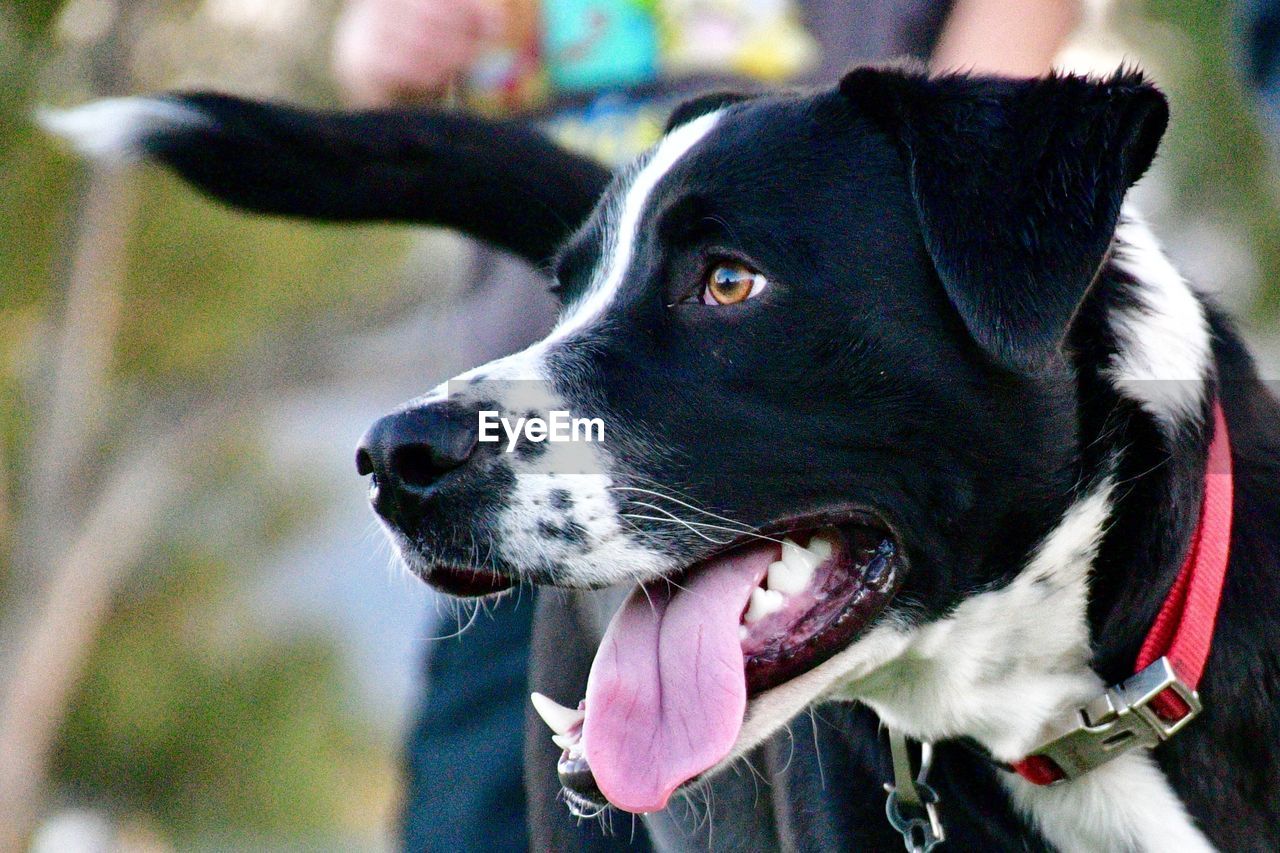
[44,66,1280,850]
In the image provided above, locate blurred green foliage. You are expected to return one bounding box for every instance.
[7,0,63,40]
[119,173,410,385]
[1,1,420,846]
[53,547,387,841]
[0,1,62,146]
[1123,0,1280,319]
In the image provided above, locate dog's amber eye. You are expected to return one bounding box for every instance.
[701,262,768,306]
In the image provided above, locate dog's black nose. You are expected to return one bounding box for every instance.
[356,404,479,498]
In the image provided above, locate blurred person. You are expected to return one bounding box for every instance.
[330,1,1081,850]
[1238,0,1280,161]
[333,0,507,108]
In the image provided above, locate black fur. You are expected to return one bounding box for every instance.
[842,67,1169,371]
[124,69,1280,850]
[663,91,756,132]
[138,92,610,266]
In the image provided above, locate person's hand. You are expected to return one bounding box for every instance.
[333,0,505,107]
[931,0,1082,77]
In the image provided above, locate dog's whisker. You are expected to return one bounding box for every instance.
[637,575,658,615]
[615,472,710,507]
[622,511,792,548]
[742,749,771,790]
[360,517,389,547]
[619,504,779,545]
[616,512,676,550]
[426,596,482,641]
[732,751,764,813]
[808,707,827,791]
[610,485,755,530]
[680,783,708,836]
[620,512,734,546]
[619,509,731,541]
[573,799,609,822]
[702,780,716,842]
[623,498,736,531]
[777,721,797,777]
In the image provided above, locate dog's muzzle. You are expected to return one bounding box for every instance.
[356,401,478,527]
[356,401,518,596]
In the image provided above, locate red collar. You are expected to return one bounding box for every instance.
[1012,401,1234,786]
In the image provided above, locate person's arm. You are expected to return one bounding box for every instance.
[930,0,1083,77]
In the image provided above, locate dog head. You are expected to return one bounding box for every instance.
[355,68,1170,813]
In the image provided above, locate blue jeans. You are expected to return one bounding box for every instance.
[401,593,535,852]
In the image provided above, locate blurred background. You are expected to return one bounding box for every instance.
[2,0,1279,849]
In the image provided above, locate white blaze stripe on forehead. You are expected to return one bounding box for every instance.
[401,115,724,588]
[543,109,723,346]
[434,110,723,395]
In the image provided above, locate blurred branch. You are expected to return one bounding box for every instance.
[1,0,432,845]
[0,423,9,561]
[9,0,139,596]
[16,166,137,589]
[0,339,393,848]
[0,319,415,850]
[0,4,166,846]
[0,99,139,853]
[16,0,139,570]
[0,429,187,852]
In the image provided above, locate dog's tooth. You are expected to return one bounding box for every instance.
[739,625,750,641]
[767,559,809,596]
[782,537,822,572]
[530,692,585,736]
[745,587,785,623]
[807,533,835,561]
[551,733,577,751]
[780,538,820,589]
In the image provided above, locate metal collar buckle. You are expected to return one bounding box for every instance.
[1022,657,1202,783]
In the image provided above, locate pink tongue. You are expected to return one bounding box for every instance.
[583,544,775,813]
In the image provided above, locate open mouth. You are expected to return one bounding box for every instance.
[423,564,515,597]
[532,519,903,815]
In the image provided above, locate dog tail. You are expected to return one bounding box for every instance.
[36,93,611,266]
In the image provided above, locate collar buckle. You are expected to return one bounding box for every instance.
[1019,657,1202,784]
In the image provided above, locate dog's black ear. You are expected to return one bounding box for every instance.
[841,67,1169,371]
[665,91,754,132]
[39,93,612,267]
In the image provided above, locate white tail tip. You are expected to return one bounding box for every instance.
[35,97,207,164]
